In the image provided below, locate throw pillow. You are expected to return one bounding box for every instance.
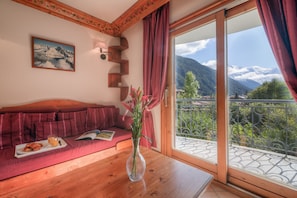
[86,107,106,130]
[57,110,87,135]
[35,119,78,140]
[115,114,133,130]
[86,106,119,130]
[0,113,23,149]
[23,112,56,141]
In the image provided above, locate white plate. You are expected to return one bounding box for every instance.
[15,138,67,158]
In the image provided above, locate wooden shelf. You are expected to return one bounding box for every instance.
[120,60,129,75]
[108,38,129,63]
[108,73,121,87]
[107,37,129,101]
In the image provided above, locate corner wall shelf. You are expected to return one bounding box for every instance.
[107,37,129,101]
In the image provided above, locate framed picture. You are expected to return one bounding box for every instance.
[32,37,75,71]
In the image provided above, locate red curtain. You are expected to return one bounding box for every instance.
[256,0,297,100]
[142,3,169,148]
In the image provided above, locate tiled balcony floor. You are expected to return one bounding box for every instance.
[175,136,297,189]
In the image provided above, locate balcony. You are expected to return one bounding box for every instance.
[175,99,297,189]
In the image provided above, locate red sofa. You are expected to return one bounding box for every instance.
[0,99,132,181]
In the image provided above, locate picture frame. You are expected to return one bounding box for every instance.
[32,36,75,71]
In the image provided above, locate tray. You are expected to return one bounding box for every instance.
[14,138,67,158]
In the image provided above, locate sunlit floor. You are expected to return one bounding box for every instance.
[176,136,297,189]
[3,182,244,198]
[201,183,242,198]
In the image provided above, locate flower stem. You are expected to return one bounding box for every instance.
[131,138,139,178]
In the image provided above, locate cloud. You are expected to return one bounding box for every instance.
[228,65,283,84]
[175,40,210,55]
[202,60,216,70]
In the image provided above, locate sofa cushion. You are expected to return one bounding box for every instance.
[35,119,78,140]
[23,112,56,142]
[115,115,133,130]
[86,107,118,131]
[0,113,23,149]
[86,107,105,130]
[57,110,87,135]
[105,107,119,128]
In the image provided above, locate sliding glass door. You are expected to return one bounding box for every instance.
[167,1,297,196]
[227,8,297,192]
[174,21,217,165]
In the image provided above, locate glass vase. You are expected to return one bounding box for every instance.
[126,137,146,182]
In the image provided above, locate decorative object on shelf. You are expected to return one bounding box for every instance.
[32,36,75,71]
[122,87,152,182]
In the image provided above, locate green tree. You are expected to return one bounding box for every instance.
[247,79,291,99]
[182,71,200,98]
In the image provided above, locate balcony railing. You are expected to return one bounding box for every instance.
[176,99,297,157]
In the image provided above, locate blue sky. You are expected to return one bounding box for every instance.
[176,26,278,69]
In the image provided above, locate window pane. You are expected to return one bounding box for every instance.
[227,9,297,189]
[174,21,217,164]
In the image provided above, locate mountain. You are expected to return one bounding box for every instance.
[176,56,251,96]
[228,65,283,89]
[235,79,260,90]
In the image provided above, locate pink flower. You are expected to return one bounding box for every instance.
[122,86,152,139]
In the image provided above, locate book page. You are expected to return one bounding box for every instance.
[76,130,99,140]
[95,130,115,141]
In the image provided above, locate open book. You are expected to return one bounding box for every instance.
[76,129,115,141]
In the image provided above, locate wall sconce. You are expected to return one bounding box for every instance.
[94,41,109,60]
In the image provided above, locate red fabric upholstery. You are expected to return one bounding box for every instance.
[116,115,132,130]
[35,119,78,139]
[0,113,23,149]
[0,127,131,181]
[86,107,118,131]
[86,107,106,130]
[57,110,87,135]
[23,112,56,142]
[104,107,119,128]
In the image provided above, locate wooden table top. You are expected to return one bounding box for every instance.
[5,148,213,198]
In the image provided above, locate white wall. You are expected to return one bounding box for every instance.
[121,22,143,97]
[0,0,125,107]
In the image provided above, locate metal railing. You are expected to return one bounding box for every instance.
[176,99,297,157]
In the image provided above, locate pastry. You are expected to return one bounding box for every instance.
[23,142,43,152]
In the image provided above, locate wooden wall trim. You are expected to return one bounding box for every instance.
[12,0,115,36]
[12,0,169,37]
[112,0,169,35]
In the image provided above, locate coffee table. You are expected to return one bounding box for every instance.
[5,148,213,197]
